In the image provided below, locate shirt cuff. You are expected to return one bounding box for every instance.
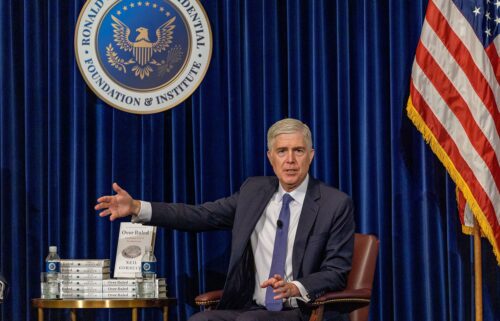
[131,201,152,223]
[291,281,310,303]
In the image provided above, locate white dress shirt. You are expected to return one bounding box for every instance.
[250,175,310,307]
[134,175,311,307]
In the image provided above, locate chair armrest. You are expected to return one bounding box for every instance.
[195,290,223,308]
[195,288,372,313]
[308,288,371,313]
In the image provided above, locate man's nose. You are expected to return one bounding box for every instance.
[285,151,296,163]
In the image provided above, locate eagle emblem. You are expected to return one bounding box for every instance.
[75,0,212,113]
[106,15,183,79]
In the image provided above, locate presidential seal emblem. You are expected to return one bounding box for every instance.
[75,0,212,114]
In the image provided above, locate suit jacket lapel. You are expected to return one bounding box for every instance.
[221,178,278,309]
[292,177,320,279]
[231,178,278,263]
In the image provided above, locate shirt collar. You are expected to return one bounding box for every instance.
[277,174,309,205]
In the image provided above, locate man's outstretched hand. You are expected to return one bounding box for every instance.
[95,183,141,221]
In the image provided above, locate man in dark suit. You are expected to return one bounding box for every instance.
[96,118,355,321]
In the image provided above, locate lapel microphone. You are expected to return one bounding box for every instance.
[277,220,283,229]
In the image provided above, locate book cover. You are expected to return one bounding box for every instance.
[114,222,156,278]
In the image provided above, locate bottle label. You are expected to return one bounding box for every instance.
[46,261,60,273]
[141,262,156,275]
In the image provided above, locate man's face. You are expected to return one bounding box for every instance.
[267,132,315,192]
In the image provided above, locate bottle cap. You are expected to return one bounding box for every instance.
[145,245,152,252]
[49,246,57,252]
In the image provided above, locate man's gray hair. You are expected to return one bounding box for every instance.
[267,118,313,150]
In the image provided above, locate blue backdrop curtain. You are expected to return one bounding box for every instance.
[0,0,499,320]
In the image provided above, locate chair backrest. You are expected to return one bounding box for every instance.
[347,234,379,290]
[347,234,379,321]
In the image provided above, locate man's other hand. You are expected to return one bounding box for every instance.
[260,274,300,300]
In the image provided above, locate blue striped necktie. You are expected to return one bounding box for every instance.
[265,193,293,311]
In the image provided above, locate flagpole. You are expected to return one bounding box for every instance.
[473,217,483,321]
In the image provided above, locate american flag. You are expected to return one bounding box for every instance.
[407,0,499,264]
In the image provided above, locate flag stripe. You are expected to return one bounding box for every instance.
[432,0,500,109]
[409,83,500,238]
[414,41,500,191]
[419,14,500,154]
[410,74,499,221]
[426,0,500,129]
[485,43,499,84]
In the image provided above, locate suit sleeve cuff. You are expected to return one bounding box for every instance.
[131,201,152,223]
[291,281,310,303]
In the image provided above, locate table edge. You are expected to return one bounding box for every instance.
[31,298,176,309]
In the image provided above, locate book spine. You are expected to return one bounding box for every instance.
[62,280,103,286]
[60,260,110,267]
[61,285,103,292]
[102,292,137,299]
[102,279,137,286]
[60,292,103,299]
[61,267,110,273]
[102,285,137,292]
[61,273,110,280]
[156,291,168,297]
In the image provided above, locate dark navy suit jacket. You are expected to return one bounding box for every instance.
[149,176,355,314]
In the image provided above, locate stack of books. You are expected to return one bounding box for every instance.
[156,278,167,298]
[102,278,168,298]
[102,278,137,298]
[60,259,111,299]
[59,259,168,299]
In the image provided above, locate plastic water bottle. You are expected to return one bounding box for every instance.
[141,245,157,278]
[45,246,61,274]
[140,245,156,298]
[44,246,60,299]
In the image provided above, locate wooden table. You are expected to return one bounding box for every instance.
[32,298,176,321]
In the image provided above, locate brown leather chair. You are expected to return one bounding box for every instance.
[195,233,379,321]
